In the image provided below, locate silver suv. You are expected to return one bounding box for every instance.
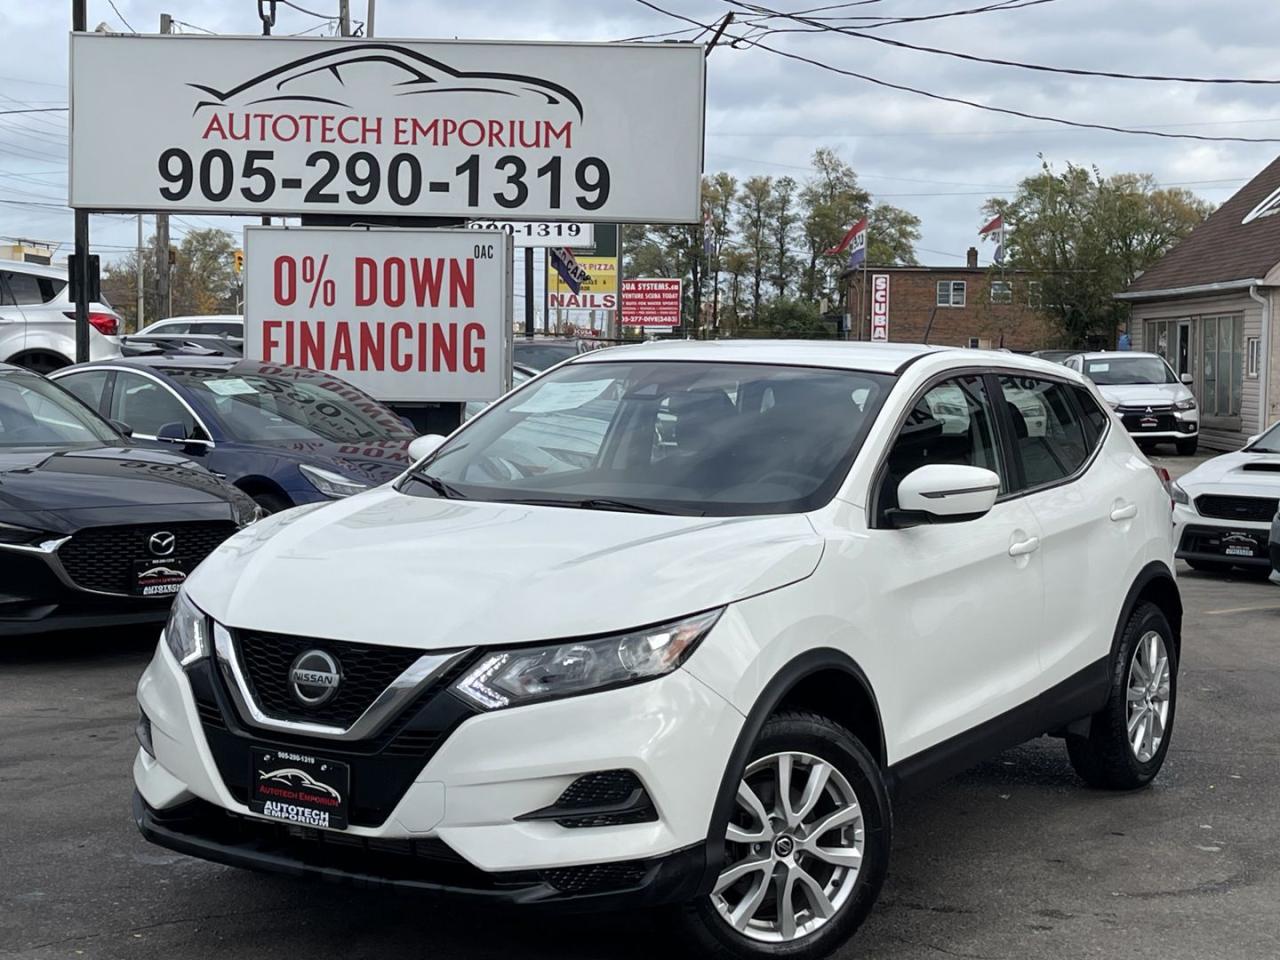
[0,259,122,372]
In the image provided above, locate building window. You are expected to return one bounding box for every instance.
[1201,314,1244,419]
[937,280,967,307]
[967,337,981,349]
[1246,336,1261,379]
[1026,281,1042,307]
[990,280,1013,304]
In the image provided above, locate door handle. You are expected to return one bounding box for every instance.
[1110,503,1138,522]
[1008,536,1040,557]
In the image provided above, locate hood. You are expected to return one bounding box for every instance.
[244,437,413,486]
[1179,449,1280,496]
[0,446,239,523]
[187,489,824,649]
[1094,382,1192,407]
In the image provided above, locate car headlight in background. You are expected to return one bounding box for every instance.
[1174,398,1197,411]
[165,590,209,666]
[1170,481,1191,507]
[299,463,368,499]
[453,608,724,711]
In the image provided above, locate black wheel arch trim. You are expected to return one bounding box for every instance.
[698,647,886,895]
[1114,560,1182,660]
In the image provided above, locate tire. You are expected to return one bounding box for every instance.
[11,351,69,375]
[1066,602,1177,790]
[1175,437,1199,456]
[677,711,891,960]
[1186,559,1231,574]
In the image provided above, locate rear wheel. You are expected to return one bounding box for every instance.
[1067,602,1177,790]
[679,712,890,960]
[11,351,69,375]
[1175,437,1199,455]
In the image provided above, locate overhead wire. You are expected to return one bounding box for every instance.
[106,0,137,33]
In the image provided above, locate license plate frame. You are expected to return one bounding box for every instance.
[249,747,350,830]
[131,558,191,597]
[1220,532,1260,558]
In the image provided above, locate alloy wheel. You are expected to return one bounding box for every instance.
[712,751,864,943]
[1126,630,1172,763]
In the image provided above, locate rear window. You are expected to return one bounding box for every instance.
[2,271,66,305]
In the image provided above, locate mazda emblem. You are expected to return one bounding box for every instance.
[289,650,342,707]
[148,531,176,557]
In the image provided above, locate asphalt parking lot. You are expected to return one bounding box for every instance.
[3,454,1278,960]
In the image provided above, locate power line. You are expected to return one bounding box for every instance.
[278,0,339,19]
[107,0,137,33]
[632,1,1280,143]
[728,0,1280,84]
[0,107,68,115]
[170,19,218,35]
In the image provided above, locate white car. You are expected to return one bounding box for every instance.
[1065,351,1199,454]
[0,259,123,372]
[139,315,243,338]
[1172,420,1280,575]
[133,342,1181,960]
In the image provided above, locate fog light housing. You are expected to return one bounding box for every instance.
[135,711,155,758]
[517,769,657,828]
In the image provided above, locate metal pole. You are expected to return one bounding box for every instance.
[260,5,274,227]
[365,0,375,36]
[338,0,351,36]
[155,13,172,319]
[523,247,534,337]
[541,249,549,334]
[136,214,145,332]
[73,0,89,362]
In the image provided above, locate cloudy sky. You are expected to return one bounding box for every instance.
[3,0,1279,278]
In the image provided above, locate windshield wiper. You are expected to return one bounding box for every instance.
[508,496,687,516]
[404,471,468,500]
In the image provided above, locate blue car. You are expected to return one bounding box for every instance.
[52,357,418,512]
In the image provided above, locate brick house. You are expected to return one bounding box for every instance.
[844,248,1057,350]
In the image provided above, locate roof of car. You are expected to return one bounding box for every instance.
[146,315,243,325]
[570,339,952,373]
[1073,351,1161,361]
[0,258,66,279]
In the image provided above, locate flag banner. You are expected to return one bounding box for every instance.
[702,208,714,257]
[826,217,867,257]
[978,214,1003,237]
[847,226,867,270]
[550,247,590,294]
[993,243,1005,265]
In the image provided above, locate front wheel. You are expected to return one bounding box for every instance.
[1175,437,1199,456]
[1066,601,1177,790]
[678,712,891,960]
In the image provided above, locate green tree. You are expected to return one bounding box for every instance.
[737,175,773,321]
[102,228,241,331]
[984,161,1212,346]
[768,175,799,299]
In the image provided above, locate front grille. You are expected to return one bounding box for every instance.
[1117,403,1175,413]
[1195,494,1279,523]
[59,521,237,595]
[1119,412,1179,433]
[234,630,425,727]
[541,861,649,895]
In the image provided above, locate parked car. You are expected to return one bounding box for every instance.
[51,357,419,513]
[133,342,1182,960]
[1065,351,1199,454]
[1031,349,1074,364]
[512,336,601,371]
[139,315,243,338]
[0,363,259,636]
[462,362,536,421]
[1269,508,1280,585]
[0,259,122,372]
[1172,419,1280,575]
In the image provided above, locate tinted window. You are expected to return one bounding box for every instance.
[0,373,119,447]
[196,322,242,336]
[878,375,1004,521]
[110,373,196,438]
[998,376,1093,488]
[1083,356,1176,385]
[58,369,111,414]
[415,361,894,516]
[513,341,581,370]
[1071,385,1109,445]
[3,271,43,305]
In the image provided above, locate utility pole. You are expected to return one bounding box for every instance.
[136,214,145,332]
[155,13,172,320]
[338,0,351,36]
[365,0,375,36]
[523,248,534,337]
[72,0,90,361]
[259,2,276,228]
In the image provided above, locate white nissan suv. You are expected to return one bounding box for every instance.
[133,342,1182,960]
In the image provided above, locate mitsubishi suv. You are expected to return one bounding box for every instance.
[1065,351,1199,454]
[133,342,1182,960]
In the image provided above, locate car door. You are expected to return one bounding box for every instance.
[995,374,1130,688]
[868,372,1045,759]
[55,368,114,419]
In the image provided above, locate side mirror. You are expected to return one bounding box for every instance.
[1180,372,1193,384]
[109,419,133,438]
[890,464,1000,528]
[1245,434,1260,448]
[155,421,188,442]
[408,433,447,462]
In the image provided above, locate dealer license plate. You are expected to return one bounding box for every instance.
[131,558,191,597]
[1221,532,1259,558]
[249,747,349,830]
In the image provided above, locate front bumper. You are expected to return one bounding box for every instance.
[134,634,744,888]
[1172,506,1273,568]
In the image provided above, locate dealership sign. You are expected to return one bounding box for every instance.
[243,227,512,402]
[466,221,594,248]
[547,256,617,310]
[621,278,681,327]
[70,35,705,222]
[870,274,889,342]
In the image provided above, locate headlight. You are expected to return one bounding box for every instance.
[1170,482,1191,507]
[299,463,368,499]
[1174,397,1197,411]
[1106,398,1122,410]
[165,590,210,666]
[0,521,48,546]
[452,608,724,711]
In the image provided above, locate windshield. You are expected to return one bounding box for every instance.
[0,372,120,448]
[168,368,414,443]
[409,360,894,516]
[1084,356,1176,385]
[513,341,581,371]
[1249,421,1280,453]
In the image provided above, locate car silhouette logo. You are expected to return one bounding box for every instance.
[148,531,176,557]
[257,767,341,801]
[289,650,342,707]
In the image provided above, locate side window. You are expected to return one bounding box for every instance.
[998,376,1093,489]
[37,278,65,303]
[154,321,191,334]
[1071,385,1109,445]
[878,375,1004,522]
[2,271,46,305]
[109,373,195,438]
[58,370,111,415]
